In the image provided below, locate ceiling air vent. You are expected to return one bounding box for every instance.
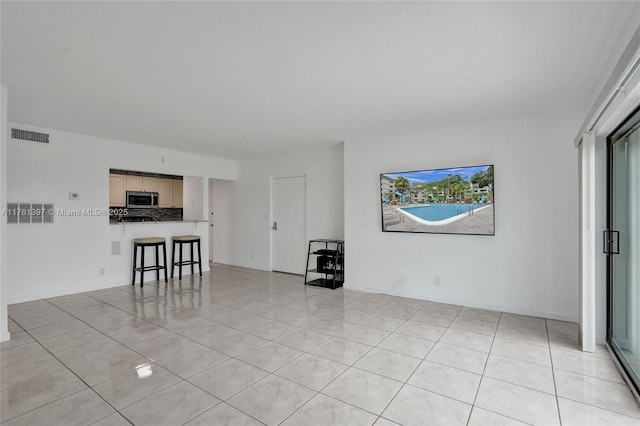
[11,128,49,144]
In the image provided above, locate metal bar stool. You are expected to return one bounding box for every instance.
[132,237,168,287]
[171,235,202,280]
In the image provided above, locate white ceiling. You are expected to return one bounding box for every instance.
[1,1,638,159]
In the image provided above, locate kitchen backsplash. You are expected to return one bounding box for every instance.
[110,207,183,223]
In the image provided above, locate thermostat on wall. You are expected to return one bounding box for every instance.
[69,192,79,201]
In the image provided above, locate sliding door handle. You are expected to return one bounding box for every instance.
[603,230,620,254]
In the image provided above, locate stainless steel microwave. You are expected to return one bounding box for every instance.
[126,191,159,209]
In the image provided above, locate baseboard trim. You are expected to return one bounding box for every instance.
[0,331,11,343]
[7,267,209,305]
[344,282,578,323]
[213,260,271,273]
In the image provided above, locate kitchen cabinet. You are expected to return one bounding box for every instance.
[142,177,158,192]
[109,174,126,207]
[157,178,174,208]
[157,178,183,208]
[125,175,143,191]
[126,175,158,192]
[109,170,183,208]
[172,180,184,208]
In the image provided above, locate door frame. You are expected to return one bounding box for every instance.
[270,175,307,273]
[208,178,214,263]
[606,103,640,396]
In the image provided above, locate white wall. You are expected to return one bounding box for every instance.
[344,115,580,322]
[7,122,236,303]
[1,86,9,341]
[183,176,204,220]
[213,144,344,270]
[210,178,235,264]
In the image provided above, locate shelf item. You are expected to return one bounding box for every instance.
[306,278,341,288]
[304,239,344,289]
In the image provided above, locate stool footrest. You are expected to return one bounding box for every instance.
[136,265,166,272]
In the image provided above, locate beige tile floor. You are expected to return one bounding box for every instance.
[2,264,640,425]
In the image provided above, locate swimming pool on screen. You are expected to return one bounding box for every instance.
[399,203,490,225]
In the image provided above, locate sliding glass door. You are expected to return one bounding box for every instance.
[608,109,640,391]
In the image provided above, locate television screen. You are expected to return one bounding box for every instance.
[380,165,494,235]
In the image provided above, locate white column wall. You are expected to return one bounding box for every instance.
[0,86,9,342]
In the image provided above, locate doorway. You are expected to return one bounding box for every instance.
[607,108,640,393]
[271,176,306,275]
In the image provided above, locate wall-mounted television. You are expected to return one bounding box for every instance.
[380,165,494,235]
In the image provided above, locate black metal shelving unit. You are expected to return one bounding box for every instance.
[304,239,344,289]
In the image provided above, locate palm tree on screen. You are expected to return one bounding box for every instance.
[394,177,410,203]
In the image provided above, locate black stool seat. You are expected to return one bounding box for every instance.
[132,237,168,287]
[171,235,202,280]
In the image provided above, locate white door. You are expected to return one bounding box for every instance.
[272,176,306,274]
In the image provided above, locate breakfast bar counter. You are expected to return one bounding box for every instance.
[108,220,209,284]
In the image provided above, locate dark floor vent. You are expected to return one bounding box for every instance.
[11,128,49,144]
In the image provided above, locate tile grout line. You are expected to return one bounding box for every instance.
[463,311,536,426]
[160,282,379,423]
[26,276,281,424]
[205,300,513,424]
[6,295,410,425]
[6,305,134,426]
[370,302,459,425]
[28,285,242,424]
[7,270,616,426]
[465,311,499,426]
[547,318,563,426]
[216,293,379,423]
[36,296,156,424]
[274,305,398,425]
[5,290,515,425]
[276,299,417,425]
[228,296,624,421]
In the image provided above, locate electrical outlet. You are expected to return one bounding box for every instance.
[434,276,440,287]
